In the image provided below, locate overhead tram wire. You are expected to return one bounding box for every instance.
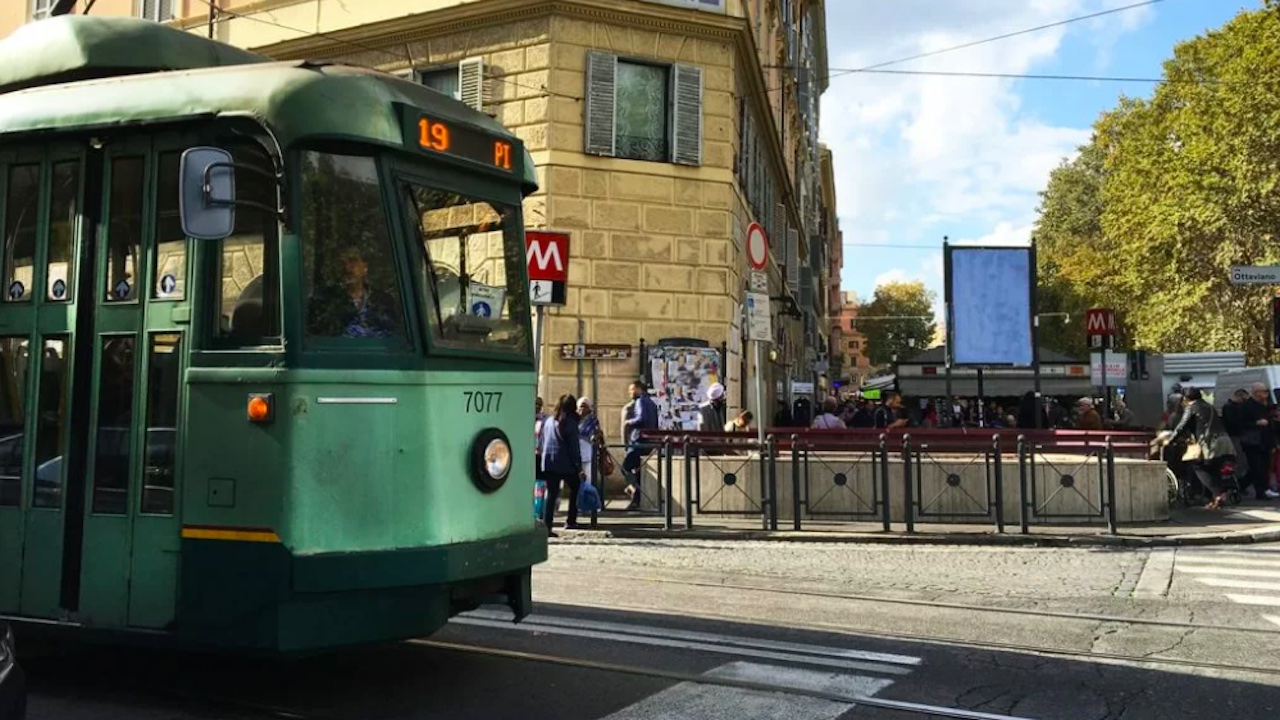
[760,0,1171,94]
[851,0,1169,73]
[830,69,1170,83]
[189,0,583,102]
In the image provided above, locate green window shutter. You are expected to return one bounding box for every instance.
[584,51,618,157]
[671,64,703,166]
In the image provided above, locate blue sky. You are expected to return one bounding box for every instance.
[818,0,1260,318]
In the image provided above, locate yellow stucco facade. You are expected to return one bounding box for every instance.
[2,0,838,438]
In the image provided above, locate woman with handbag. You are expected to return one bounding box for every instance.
[1162,387,1236,510]
[539,395,586,535]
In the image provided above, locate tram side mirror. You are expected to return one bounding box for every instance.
[180,146,236,240]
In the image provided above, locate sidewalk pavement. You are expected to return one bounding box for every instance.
[553,502,1280,548]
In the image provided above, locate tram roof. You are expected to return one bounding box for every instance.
[0,16,538,194]
[0,15,268,93]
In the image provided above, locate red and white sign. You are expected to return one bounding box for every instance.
[526,230,570,282]
[1085,308,1116,336]
[746,222,768,271]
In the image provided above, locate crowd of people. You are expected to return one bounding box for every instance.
[764,390,1135,432]
[532,380,1280,532]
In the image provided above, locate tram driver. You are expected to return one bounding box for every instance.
[309,248,402,339]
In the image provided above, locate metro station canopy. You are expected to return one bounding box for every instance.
[896,346,1094,398]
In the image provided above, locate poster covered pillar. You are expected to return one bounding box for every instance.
[645,339,726,431]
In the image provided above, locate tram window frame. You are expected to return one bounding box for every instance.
[2,163,41,304]
[202,142,284,351]
[387,160,533,363]
[296,148,414,354]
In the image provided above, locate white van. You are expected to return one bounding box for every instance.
[1211,365,1280,412]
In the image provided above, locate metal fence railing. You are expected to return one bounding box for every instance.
[594,428,1161,535]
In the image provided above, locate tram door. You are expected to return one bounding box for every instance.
[0,138,188,628]
[0,142,88,621]
[73,139,189,629]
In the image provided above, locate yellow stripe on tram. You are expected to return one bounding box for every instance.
[181,526,281,543]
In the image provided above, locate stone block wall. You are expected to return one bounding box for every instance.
[536,15,742,440]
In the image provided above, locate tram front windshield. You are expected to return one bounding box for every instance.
[400,180,531,356]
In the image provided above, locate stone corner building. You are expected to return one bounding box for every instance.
[3,0,841,438]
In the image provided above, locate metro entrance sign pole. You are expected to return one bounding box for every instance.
[1086,307,1116,421]
[527,230,570,397]
[745,222,771,446]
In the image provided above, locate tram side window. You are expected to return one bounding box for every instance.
[0,337,29,507]
[213,147,281,346]
[300,151,407,345]
[32,337,67,509]
[105,156,144,303]
[141,333,180,515]
[2,165,39,303]
[45,161,79,302]
[153,153,186,300]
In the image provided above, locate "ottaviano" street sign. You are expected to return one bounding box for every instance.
[1230,265,1280,285]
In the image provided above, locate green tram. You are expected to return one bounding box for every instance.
[0,16,546,654]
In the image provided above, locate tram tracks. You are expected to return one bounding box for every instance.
[537,566,1280,637]
[533,567,1280,676]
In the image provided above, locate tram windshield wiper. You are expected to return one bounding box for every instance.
[402,185,447,332]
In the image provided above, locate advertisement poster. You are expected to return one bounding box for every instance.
[647,345,722,431]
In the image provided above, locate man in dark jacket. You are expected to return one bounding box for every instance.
[621,380,659,510]
[1243,383,1278,500]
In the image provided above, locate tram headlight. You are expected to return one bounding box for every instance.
[470,428,512,492]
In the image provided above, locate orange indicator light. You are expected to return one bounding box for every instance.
[247,394,274,423]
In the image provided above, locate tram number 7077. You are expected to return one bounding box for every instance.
[464,391,503,413]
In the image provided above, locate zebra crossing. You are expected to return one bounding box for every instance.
[453,609,922,719]
[1173,544,1280,629]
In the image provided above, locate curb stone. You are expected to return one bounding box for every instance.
[553,524,1280,548]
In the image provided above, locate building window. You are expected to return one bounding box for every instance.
[416,67,460,101]
[30,0,52,20]
[138,0,174,22]
[849,318,856,330]
[410,59,485,113]
[616,61,669,161]
[584,51,703,166]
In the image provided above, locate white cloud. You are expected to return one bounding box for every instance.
[821,1,1154,280]
[952,221,1036,247]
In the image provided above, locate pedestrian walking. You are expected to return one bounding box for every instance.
[621,380,659,511]
[539,394,586,535]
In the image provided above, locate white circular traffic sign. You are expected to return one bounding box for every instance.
[746,222,768,271]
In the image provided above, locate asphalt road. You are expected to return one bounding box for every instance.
[18,541,1280,719]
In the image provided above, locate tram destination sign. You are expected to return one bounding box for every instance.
[397,103,519,174]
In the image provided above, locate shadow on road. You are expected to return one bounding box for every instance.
[16,604,1280,720]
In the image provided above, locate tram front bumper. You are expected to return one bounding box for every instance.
[179,526,548,653]
[289,525,548,595]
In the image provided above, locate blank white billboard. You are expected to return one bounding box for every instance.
[947,247,1035,367]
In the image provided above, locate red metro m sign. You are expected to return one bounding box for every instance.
[526,229,569,306]
[1085,307,1115,349]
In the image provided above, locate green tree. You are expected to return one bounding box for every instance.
[1033,135,1111,358]
[1033,5,1280,363]
[858,281,937,366]
[1102,6,1280,362]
